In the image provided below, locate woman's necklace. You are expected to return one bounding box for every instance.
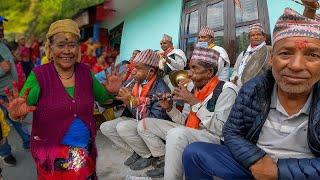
[54,64,75,80]
[58,71,74,80]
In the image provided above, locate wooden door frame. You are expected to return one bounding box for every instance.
[180,0,270,65]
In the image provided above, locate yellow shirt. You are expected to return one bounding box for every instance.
[41,56,49,65]
[0,109,10,139]
[208,42,215,49]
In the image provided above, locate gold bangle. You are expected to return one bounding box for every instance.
[8,114,22,122]
[129,96,138,109]
[129,96,133,109]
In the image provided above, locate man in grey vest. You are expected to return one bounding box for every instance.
[137,47,238,178]
[230,23,270,87]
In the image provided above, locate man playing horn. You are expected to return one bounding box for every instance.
[137,47,238,178]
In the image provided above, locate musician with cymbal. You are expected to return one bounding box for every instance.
[158,34,187,73]
[158,34,187,90]
[100,49,171,171]
[136,47,238,178]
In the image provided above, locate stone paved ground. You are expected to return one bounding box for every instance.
[1,113,163,180]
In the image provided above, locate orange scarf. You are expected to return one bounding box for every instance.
[131,75,157,99]
[163,47,174,56]
[186,76,220,129]
[131,75,157,122]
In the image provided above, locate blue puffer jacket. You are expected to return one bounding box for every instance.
[223,70,320,180]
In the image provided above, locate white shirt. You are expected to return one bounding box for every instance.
[166,82,238,139]
[211,46,231,82]
[257,85,314,162]
[166,49,187,71]
[159,48,187,71]
[237,42,266,79]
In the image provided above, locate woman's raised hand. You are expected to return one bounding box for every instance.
[2,82,36,121]
[104,63,124,94]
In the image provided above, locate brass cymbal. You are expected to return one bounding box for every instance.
[169,70,189,87]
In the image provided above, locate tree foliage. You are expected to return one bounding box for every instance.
[0,0,103,41]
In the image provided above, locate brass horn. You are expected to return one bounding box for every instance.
[169,70,190,87]
[147,70,190,102]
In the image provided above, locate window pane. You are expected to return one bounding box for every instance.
[214,30,224,47]
[207,1,224,28]
[235,0,258,23]
[185,37,198,60]
[236,26,250,56]
[185,10,199,35]
[184,0,207,9]
[184,0,200,9]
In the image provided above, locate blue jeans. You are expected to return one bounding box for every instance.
[0,96,30,154]
[8,116,30,148]
[0,140,11,157]
[182,142,254,180]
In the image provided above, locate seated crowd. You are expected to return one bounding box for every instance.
[97,2,320,179]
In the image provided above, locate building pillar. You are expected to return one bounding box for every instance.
[81,29,86,40]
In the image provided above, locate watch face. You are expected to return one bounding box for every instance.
[191,103,202,113]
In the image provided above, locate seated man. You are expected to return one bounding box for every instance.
[100,49,171,171]
[137,47,238,178]
[182,4,320,180]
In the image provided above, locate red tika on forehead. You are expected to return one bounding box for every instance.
[64,32,73,40]
[294,39,309,50]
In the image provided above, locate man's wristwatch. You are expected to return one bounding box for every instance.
[191,103,202,113]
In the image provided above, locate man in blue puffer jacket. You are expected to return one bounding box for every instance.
[181,2,320,180]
